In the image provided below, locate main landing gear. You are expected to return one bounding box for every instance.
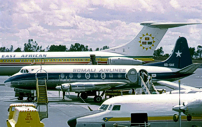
[80,91,104,103]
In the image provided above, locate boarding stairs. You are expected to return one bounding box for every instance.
[35,69,49,120]
[139,75,158,94]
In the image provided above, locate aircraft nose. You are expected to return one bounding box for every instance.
[4,78,11,83]
[67,117,77,127]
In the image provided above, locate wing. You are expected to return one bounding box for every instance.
[156,80,199,90]
[56,82,127,92]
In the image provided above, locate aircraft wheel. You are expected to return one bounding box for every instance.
[81,93,87,99]
[94,96,102,103]
[27,97,33,102]
[187,115,192,121]
[173,114,179,122]
[18,96,23,100]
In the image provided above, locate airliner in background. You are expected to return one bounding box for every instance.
[0,22,199,75]
[5,37,201,102]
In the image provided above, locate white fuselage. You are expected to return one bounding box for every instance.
[76,94,202,127]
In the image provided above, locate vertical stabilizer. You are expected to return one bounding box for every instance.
[105,22,199,61]
[144,37,192,69]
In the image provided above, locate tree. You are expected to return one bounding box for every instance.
[48,45,67,52]
[102,46,109,50]
[164,53,170,57]
[189,47,195,58]
[0,47,9,52]
[95,46,109,51]
[153,47,164,57]
[24,39,43,52]
[95,48,99,51]
[68,43,90,51]
[197,45,202,58]
[9,45,13,52]
[14,47,22,52]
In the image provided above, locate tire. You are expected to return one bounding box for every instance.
[187,115,192,121]
[173,114,179,122]
[27,97,33,102]
[81,93,87,99]
[94,96,102,103]
[18,96,23,100]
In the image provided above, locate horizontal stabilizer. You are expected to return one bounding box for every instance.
[141,22,201,28]
[157,81,198,90]
[177,63,201,74]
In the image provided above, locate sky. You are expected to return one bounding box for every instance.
[0,0,202,54]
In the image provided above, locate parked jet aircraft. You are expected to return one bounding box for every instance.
[4,37,201,102]
[0,22,199,75]
[67,93,202,127]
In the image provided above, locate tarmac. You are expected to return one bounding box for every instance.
[0,67,202,127]
[0,76,100,127]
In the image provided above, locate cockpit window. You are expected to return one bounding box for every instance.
[20,69,29,73]
[112,105,121,111]
[99,104,109,111]
[25,69,29,73]
[108,104,112,110]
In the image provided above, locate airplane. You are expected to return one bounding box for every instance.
[0,22,199,76]
[67,93,202,127]
[4,37,201,102]
[157,81,202,94]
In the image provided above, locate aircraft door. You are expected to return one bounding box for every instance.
[127,68,138,84]
[35,68,48,81]
[139,69,148,82]
[31,59,36,65]
[41,58,45,65]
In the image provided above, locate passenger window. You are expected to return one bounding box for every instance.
[118,73,122,78]
[77,73,81,78]
[85,73,90,79]
[94,73,98,78]
[69,73,73,78]
[20,69,24,73]
[112,105,121,111]
[101,73,106,79]
[109,73,113,78]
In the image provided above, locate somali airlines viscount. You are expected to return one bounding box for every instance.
[68,93,202,127]
[0,22,199,75]
[4,37,201,102]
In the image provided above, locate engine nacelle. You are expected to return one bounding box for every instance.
[183,99,202,116]
[107,57,144,65]
[55,83,71,91]
[172,98,202,121]
[127,68,138,84]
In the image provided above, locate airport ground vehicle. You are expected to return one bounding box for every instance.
[14,88,35,102]
[7,103,44,127]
